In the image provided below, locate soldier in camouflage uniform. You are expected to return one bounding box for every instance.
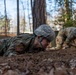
[0,24,55,57]
[55,27,76,49]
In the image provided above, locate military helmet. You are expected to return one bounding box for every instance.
[34,24,55,42]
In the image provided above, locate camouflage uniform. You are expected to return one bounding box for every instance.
[0,24,55,57]
[0,33,44,57]
[56,27,76,49]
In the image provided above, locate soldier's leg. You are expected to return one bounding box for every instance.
[55,36,63,49]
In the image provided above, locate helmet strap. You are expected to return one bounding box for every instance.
[36,37,45,50]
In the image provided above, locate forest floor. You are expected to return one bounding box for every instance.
[0,35,76,75]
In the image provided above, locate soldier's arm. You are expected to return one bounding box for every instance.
[55,35,64,49]
[3,44,18,57]
[3,50,17,57]
[62,32,74,49]
[65,32,74,44]
[65,31,76,48]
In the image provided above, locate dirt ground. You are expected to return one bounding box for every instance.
[0,35,76,75]
[0,48,75,75]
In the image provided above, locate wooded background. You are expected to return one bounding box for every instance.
[0,0,76,36]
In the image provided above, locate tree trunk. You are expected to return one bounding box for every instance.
[20,1,26,33]
[4,0,7,36]
[17,0,20,35]
[32,0,46,31]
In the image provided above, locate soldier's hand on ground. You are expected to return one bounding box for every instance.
[46,47,59,51]
[63,42,68,47]
[62,46,69,49]
[70,43,76,47]
[15,43,25,53]
[62,42,69,49]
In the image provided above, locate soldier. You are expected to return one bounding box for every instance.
[0,24,55,57]
[55,27,76,49]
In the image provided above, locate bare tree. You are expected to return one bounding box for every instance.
[20,1,26,33]
[17,0,20,35]
[32,0,46,31]
[4,0,7,36]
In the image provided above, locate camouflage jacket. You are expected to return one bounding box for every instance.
[0,33,44,57]
[56,27,76,48]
